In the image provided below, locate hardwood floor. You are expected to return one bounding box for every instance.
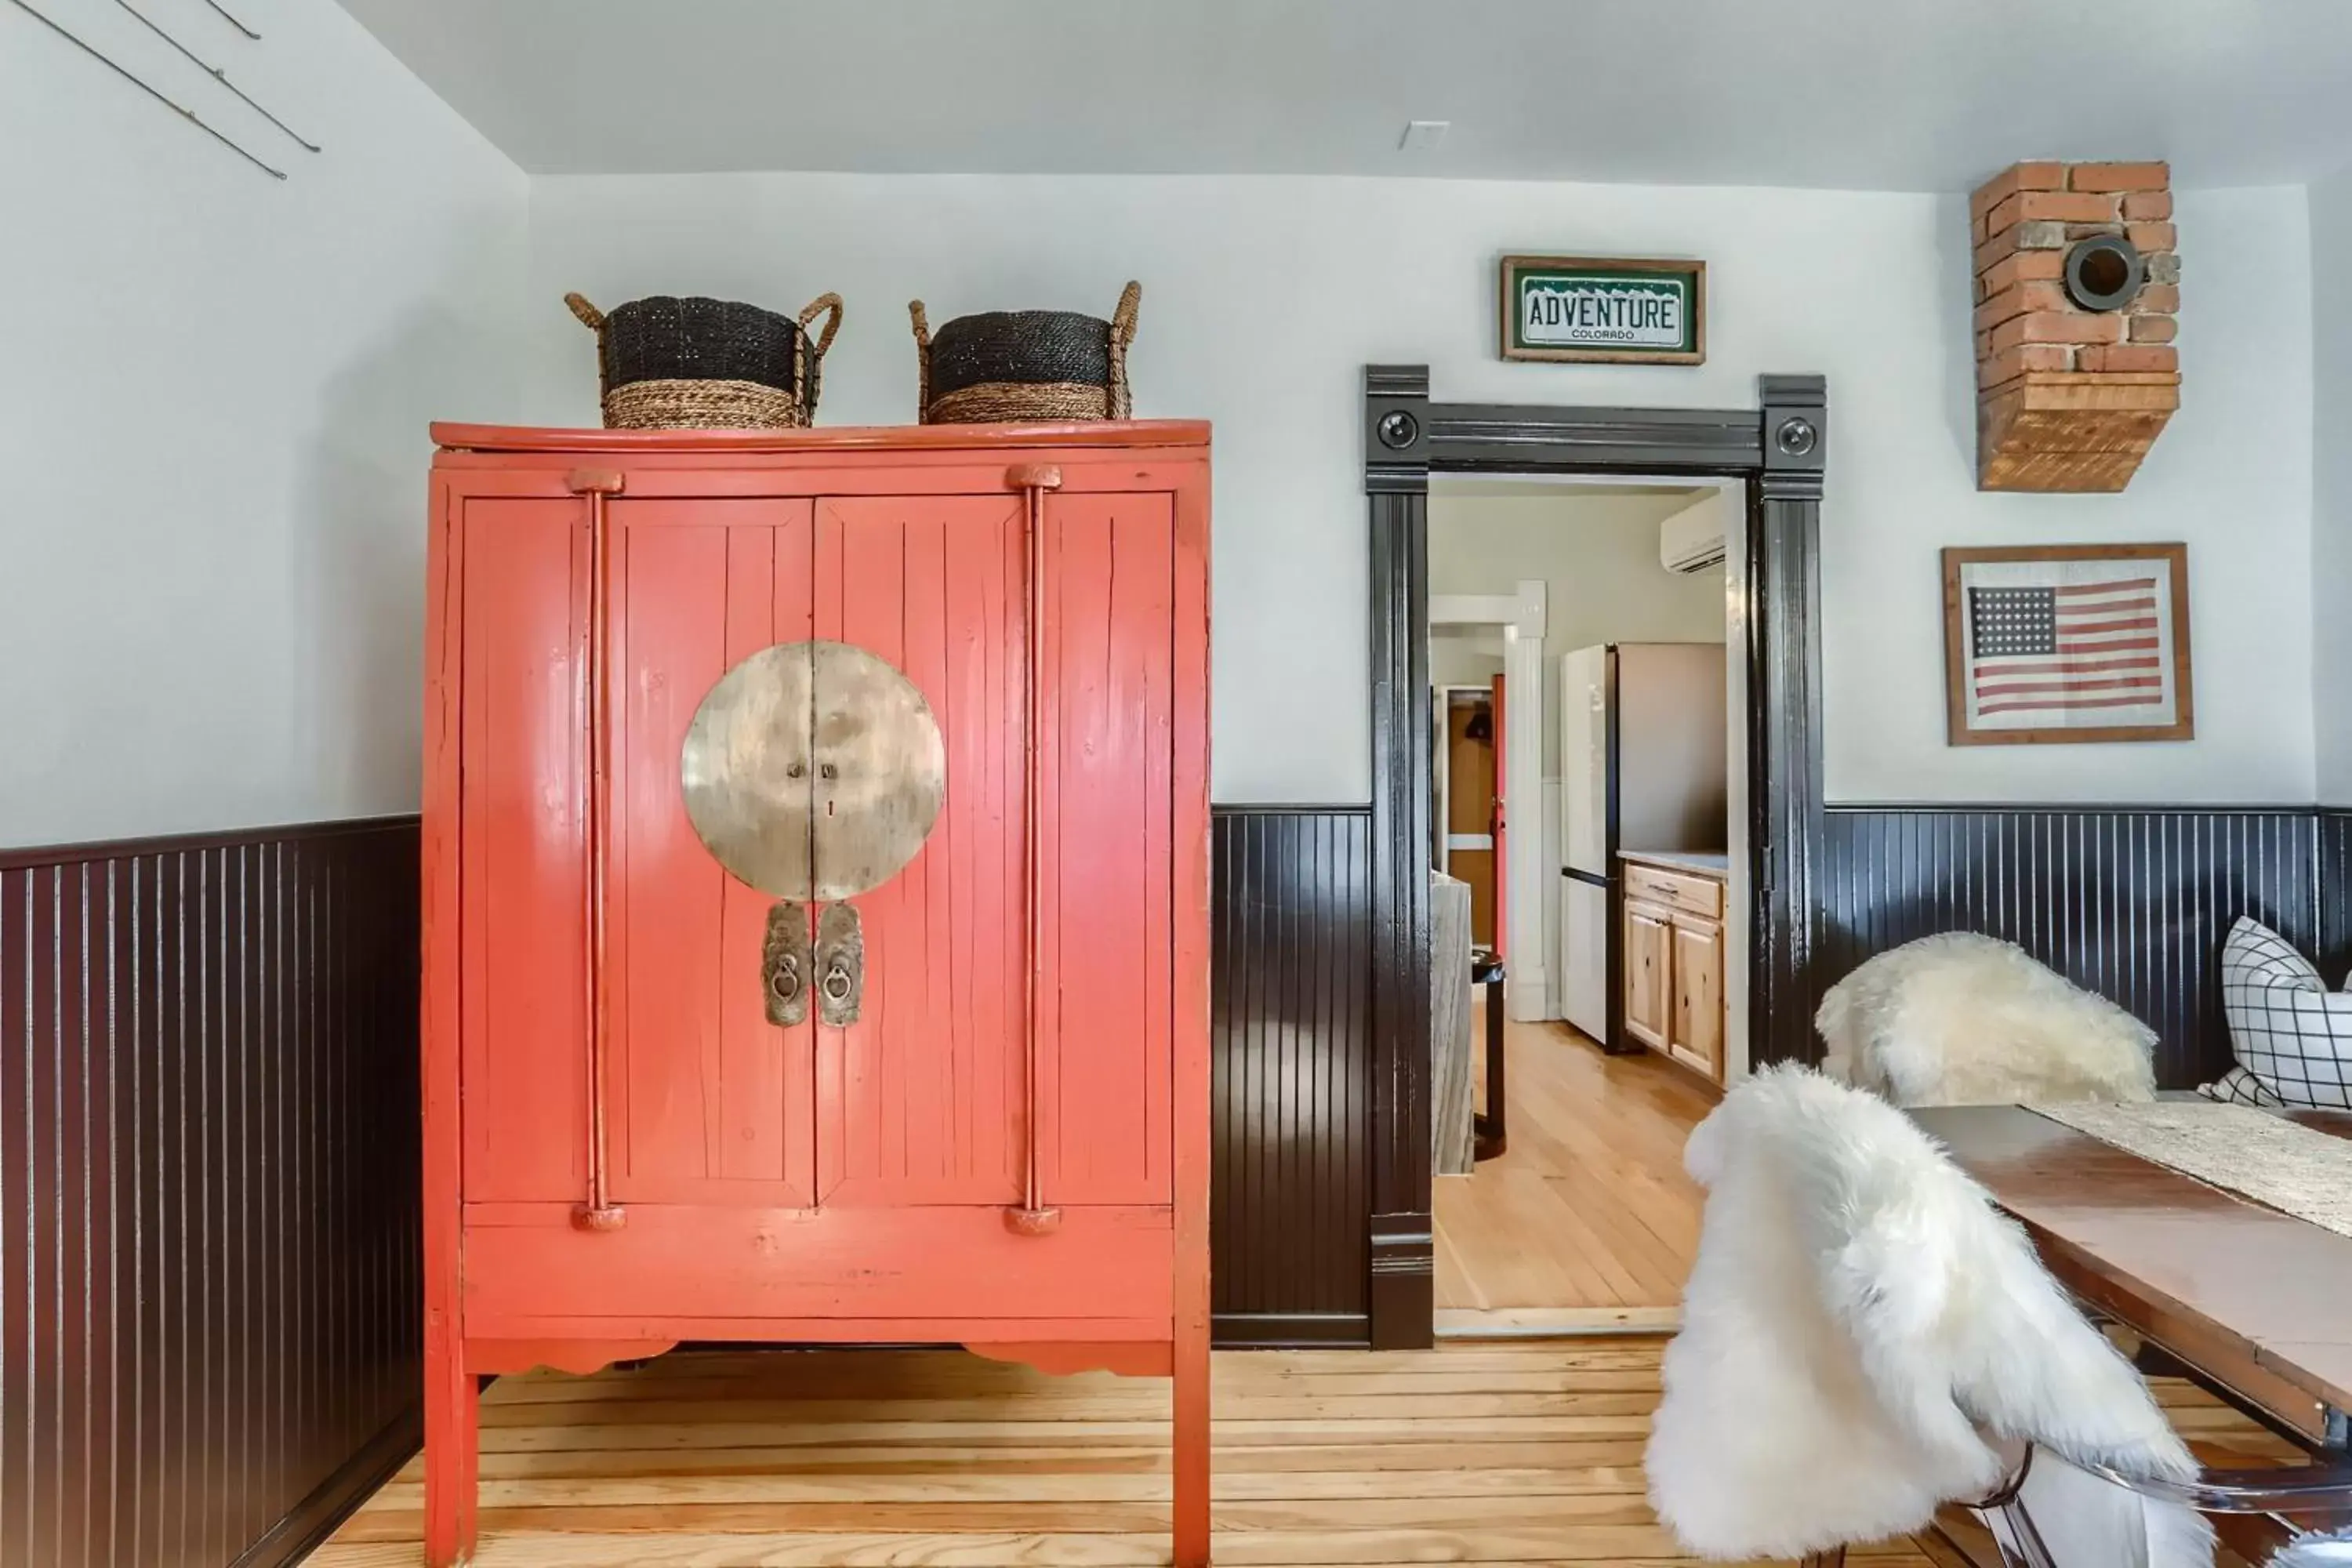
[307,1338,1947,1566]
[1436,1009,1714,1321]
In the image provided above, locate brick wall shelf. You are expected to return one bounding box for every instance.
[1971,160,2180,492]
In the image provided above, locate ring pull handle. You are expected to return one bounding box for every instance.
[762,902,812,1028]
[815,903,863,1028]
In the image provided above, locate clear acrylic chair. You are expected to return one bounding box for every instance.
[1647,1067,2350,1568]
[1795,1403,2352,1566]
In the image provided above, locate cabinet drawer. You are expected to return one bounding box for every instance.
[1622,862,1723,920]
[463,1205,1176,1332]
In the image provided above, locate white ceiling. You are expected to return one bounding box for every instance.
[335,0,2352,190]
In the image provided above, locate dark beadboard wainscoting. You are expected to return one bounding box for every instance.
[3,795,2341,1560]
[1210,807,1374,1345]
[0,818,421,1568]
[1820,805,2327,1088]
[2321,808,2352,982]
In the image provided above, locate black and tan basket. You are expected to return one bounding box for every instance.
[564,290,844,430]
[908,281,1140,424]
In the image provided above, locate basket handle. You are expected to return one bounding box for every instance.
[1109,280,1142,350]
[798,293,844,360]
[565,293,610,402]
[909,301,933,422]
[1107,281,1141,419]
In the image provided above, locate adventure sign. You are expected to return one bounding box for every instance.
[1499,256,1707,365]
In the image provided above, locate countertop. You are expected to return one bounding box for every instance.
[1617,849,1730,879]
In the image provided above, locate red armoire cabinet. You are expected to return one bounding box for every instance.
[419,421,1211,1566]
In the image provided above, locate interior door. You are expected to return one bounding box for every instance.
[1444,698,1497,945]
[1489,672,1506,960]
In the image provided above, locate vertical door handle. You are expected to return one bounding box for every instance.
[815,902,863,1028]
[1008,470,1062,1237]
[568,469,626,1235]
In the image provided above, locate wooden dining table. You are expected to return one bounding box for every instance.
[1911,1104,2352,1454]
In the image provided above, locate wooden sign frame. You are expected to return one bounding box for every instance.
[1498,255,1707,365]
[1942,543,2194,746]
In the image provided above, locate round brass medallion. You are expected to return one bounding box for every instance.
[679,640,947,902]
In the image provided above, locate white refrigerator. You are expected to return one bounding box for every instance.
[1557,643,1729,1046]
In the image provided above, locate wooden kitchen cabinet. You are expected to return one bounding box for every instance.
[420,420,1212,1567]
[1668,916,1725,1080]
[1624,904,1672,1050]
[1621,856,1727,1085]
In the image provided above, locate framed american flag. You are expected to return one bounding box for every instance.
[1943,543,2194,746]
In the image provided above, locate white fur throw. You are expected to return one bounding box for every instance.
[1647,1066,2211,1565]
[1816,932,2158,1106]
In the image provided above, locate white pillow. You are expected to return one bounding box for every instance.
[2198,1065,2285,1107]
[2213,917,2352,1110]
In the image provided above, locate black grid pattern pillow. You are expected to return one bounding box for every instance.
[2198,1065,2286,1107]
[2219,916,2352,1109]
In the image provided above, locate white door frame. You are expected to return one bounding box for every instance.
[1430,582,1547,1022]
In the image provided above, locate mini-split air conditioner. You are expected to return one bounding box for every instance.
[1659,499,1726,575]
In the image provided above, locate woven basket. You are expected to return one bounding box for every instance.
[564,291,844,430]
[909,281,1140,424]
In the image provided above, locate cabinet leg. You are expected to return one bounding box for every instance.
[423,1339,478,1567]
[1172,1325,1211,1566]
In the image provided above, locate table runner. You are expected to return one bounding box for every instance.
[2031,1100,2352,1240]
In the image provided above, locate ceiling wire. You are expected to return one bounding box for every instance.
[111,0,319,151]
[5,0,286,179]
[199,0,256,40]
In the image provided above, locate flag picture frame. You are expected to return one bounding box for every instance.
[1943,543,2194,746]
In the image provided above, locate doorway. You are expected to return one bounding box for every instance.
[1359,366,1830,1349]
[1436,682,1504,946]
[1425,477,1747,1335]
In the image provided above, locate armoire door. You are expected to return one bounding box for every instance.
[810,495,1030,1207]
[1031,492,1177,1210]
[804,492,1180,1212]
[456,498,593,1205]
[608,498,820,1210]
[602,487,1181,1217]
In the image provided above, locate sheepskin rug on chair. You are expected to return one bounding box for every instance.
[1816,932,2158,1107]
[1647,1065,2212,1566]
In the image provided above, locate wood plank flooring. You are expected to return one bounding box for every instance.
[307,1338,1946,1566]
[1436,1011,1714,1318]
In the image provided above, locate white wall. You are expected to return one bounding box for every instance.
[0,0,525,847]
[524,173,2317,806]
[2313,166,2352,807]
[1429,633,1506,691]
[1428,488,1726,775]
